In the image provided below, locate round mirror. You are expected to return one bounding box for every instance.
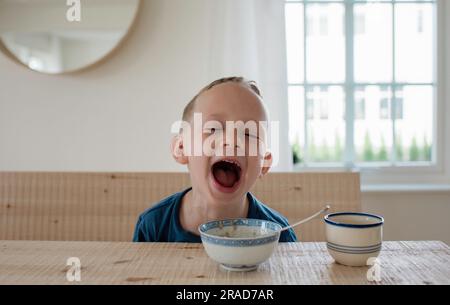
[0,0,140,74]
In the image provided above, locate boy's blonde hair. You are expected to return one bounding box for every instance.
[182,76,262,122]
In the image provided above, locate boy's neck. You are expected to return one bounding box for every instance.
[179,188,249,236]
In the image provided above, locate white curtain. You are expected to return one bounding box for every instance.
[204,0,292,171]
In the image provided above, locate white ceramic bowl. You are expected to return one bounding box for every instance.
[324,212,384,267]
[198,218,281,271]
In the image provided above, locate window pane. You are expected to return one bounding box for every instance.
[395,86,433,162]
[306,86,345,162]
[285,3,304,84]
[395,4,434,83]
[288,86,305,165]
[306,4,345,83]
[354,86,393,163]
[354,3,392,83]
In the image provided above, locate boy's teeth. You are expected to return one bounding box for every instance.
[222,159,240,167]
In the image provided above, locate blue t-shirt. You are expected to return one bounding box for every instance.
[133,188,297,242]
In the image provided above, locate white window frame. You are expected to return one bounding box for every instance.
[286,0,449,188]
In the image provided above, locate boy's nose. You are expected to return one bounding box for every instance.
[224,136,242,148]
[225,130,245,147]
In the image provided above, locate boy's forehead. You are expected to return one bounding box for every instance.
[193,83,267,122]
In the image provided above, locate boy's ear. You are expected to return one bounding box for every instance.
[171,135,189,165]
[259,151,272,178]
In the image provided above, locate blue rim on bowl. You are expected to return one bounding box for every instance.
[324,212,384,228]
[198,218,282,247]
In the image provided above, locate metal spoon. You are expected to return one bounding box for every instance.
[279,205,331,232]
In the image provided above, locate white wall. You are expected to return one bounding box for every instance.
[0,0,211,172]
[363,191,450,245]
[0,0,449,244]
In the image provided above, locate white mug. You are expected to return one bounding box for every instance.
[324,212,384,267]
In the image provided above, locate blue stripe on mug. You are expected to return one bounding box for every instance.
[324,212,384,228]
[327,244,381,251]
[327,243,382,254]
[327,242,382,251]
[327,247,381,255]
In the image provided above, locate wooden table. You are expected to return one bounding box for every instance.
[0,240,449,285]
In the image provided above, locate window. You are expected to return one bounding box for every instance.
[286,0,436,168]
[354,13,365,35]
[320,99,329,120]
[395,95,403,120]
[380,98,389,120]
[354,96,365,120]
[319,15,328,36]
[306,98,314,120]
[417,9,424,33]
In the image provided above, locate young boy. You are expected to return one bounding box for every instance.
[133,77,297,242]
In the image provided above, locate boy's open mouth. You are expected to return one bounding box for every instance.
[211,159,242,189]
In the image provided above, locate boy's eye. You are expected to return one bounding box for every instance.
[245,133,259,140]
[204,127,222,133]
